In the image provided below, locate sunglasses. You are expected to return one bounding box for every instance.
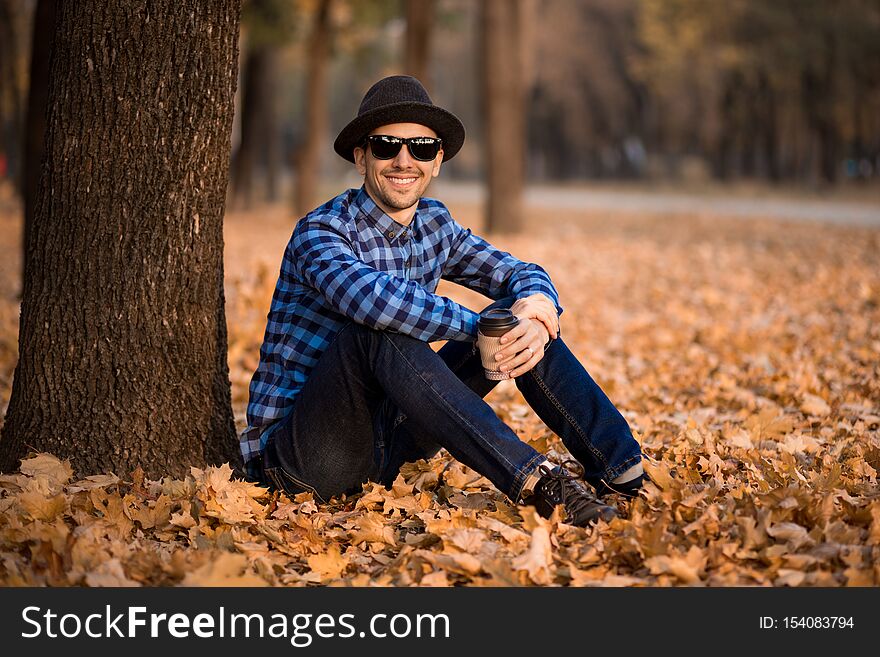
[364,135,443,162]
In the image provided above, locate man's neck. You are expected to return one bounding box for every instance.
[364,188,418,226]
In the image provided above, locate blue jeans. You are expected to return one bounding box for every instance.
[262,298,641,503]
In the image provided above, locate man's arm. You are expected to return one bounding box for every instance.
[441,224,563,318]
[442,223,564,377]
[291,222,481,342]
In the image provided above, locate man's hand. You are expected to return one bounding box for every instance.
[495,317,550,378]
[510,294,559,339]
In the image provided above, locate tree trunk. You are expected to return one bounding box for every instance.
[757,70,780,182]
[0,0,27,191]
[404,0,433,90]
[231,43,276,209]
[294,0,333,217]
[712,73,739,181]
[23,0,57,283]
[261,51,281,203]
[481,0,525,233]
[0,0,242,478]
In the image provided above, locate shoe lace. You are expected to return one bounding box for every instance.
[539,460,602,518]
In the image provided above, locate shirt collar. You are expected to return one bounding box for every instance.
[353,185,420,243]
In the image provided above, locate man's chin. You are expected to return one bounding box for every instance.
[379,187,423,210]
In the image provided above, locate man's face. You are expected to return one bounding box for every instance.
[354,123,443,219]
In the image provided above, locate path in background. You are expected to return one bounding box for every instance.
[431,182,880,226]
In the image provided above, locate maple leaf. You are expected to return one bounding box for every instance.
[843,568,875,587]
[800,393,831,417]
[744,408,794,442]
[644,546,706,585]
[19,453,73,492]
[399,460,439,491]
[569,569,646,587]
[85,559,142,587]
[307,544,348,580]
[511,511,554,585]
[642,458,675,490]
[766,522,811,549]
[349,512,397,546]
[67,473,121,493]
[420,570,450,587]
[419,550,483,577]
[444,528,486,554]
[17,491,67,522]
[179,552,269,587]
[774,569,806,587]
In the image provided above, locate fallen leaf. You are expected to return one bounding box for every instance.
[307,544,348,580]
[179,552,268,587]
[800,394,831,417]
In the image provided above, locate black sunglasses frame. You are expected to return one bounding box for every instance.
[363,135,443,162]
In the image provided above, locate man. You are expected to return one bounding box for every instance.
[241,76,644,527]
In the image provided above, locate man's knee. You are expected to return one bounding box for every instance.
[336,321,432,356]
[481,296,516,312]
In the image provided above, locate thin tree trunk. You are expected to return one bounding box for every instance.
[481,0,525,233]
[261,51,281,202]
[405,0,433,90]
[757,70,780,182]
[0,0,242,478]
[294,0,333,217]
[232,44,274,209]
[0,0,26,191]
[23,0,57,282]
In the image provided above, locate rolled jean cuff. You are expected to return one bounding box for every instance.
[601,451,643,483]
[510,452,549,502]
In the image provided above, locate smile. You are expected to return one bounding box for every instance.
[385,174,420,188]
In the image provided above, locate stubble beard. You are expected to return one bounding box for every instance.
[374,170,427,211]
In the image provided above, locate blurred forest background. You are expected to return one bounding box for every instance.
[2,0,880,222]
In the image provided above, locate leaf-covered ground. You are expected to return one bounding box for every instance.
[1,192,879,586]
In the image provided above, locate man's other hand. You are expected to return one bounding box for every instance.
[495,317,550,378]
[510,293,559,339]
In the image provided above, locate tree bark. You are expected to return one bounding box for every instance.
[0,0,242,478]
[404,0,433,90]
[481,0,525,233]
[293,0,333,217]
[23,0,57,282]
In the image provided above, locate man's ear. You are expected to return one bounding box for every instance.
[354,146,367,175]
[431,150,444,178]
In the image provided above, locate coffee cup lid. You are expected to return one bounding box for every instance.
[478,308,519,329]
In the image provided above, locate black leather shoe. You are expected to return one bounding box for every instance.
[521,463,617,526]
[593,473,647,499]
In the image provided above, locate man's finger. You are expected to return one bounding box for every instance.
[510,346,544,377]
[499,322,527,345]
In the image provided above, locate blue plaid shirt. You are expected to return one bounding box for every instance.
[240,186,562,470]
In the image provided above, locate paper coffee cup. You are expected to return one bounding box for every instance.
[477,309,519,380]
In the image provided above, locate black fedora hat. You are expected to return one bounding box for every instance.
[334,75,465,163]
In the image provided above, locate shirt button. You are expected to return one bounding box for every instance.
[387,230,396,239]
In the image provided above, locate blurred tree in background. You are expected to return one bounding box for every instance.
[481,0,525,232]
[22,0,54,280]
[0,0,30,193]
[293,0,334,216]
[404,0,434,91]
[231,0,297,209]
[3,0,880,225]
